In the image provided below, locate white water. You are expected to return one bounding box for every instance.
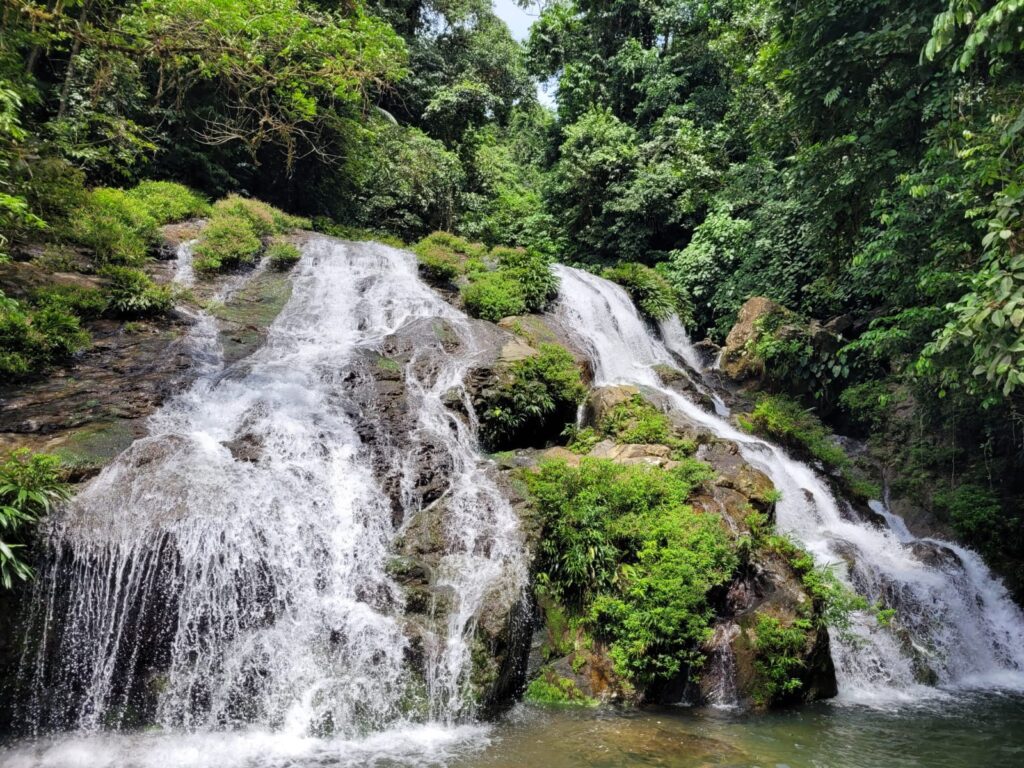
[14,238,524,762]
[553,265,1024,703]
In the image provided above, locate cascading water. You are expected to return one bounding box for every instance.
[553,264,1024,703]
[10,237,523,765]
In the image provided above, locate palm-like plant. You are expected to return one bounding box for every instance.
[0,449,69,588]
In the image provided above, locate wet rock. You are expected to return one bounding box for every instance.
[222,432,264,464]
[719,297,785,382]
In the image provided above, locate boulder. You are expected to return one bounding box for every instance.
[719,297,786,382]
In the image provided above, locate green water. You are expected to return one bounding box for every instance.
[459,693,1024,768]
[4,693,1022,768]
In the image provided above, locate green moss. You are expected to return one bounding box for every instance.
[525,457,734,686]
[377,357,402,374]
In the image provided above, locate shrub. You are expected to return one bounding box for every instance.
[69,187,160,265]
[602,262,679,322]
[0,291,89,377]
[526,458,732,685]
[494,247,559,313]
[524,668,596,706]
[751,614,809,706]
[126,181,210,222]
[599,394,695,456]
[479,343,587,449]
[460,271,527,322]
[414,231,488,282]
[738,394,848,469]
[838,380,894,433]
[212,194,309,236]
[934,483,1003,551]
[100,266,173,317]
[0,449,69,587]
[267,239,301,270]
[192,214,262,272]
[33,284,108,319]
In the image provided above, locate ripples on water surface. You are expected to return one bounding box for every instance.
[5,692,1023,768]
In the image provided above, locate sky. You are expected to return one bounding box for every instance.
[491,0,557,108]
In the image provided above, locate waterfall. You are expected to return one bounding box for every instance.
[553,265,1024,703]
[17,237,524,751]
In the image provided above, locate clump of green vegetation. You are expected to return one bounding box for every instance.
[212,194,310,236]
[564,425,602,454]
[934,483,1004,554]
[600,394,695,456]
[0,290,89,377]
[526,457,733,686]
[32,284,108,319]
[194,196,308,273]
[602,262,681,322]
[738,395,848,469]
[461,271,527,321]
[479,343,587,450]
[492,246,559,312]
[100,266,173,317]
[193,214,262,272]
[414,231,488,282]
[0,449,69,587]
[126,181,210,223]
[412,232,558,320]
[68,187,160,266]
[267,239,301,270]
[751,614,809,706]
[524,667,597,706]
[312,218,406,249]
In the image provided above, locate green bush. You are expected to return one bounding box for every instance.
[602,262,680,322]
[838,380,894,433]
[0,291,89,377]
[193,214,262,272]
[460,271,528,322]
[32,284,108,319]
[738,394,848,469]
[69,187,160,265]
[934,483,1003,551]
[751,614,809,706]
[599,394,695,456]
[494,247,559,313]
[100,266,173,317]
[479,343,587,449]
[413,231,487,282]
[126,181,210,222]
[526,457,732,685]
[212,194,310,236]
[267,239,301,270]
[524,668,596,706]
[0,448,69,588]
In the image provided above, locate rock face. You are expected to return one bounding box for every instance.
[521,383,837,709]
[719,297,785,382]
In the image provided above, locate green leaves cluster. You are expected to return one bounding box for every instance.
[479,344,586,450]
[526,458,735,686]
[0,449,69,588]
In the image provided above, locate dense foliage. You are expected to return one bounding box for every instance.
[0,449,68,587]
[527,458,736,686]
